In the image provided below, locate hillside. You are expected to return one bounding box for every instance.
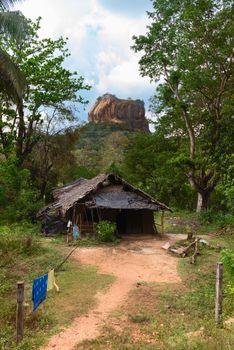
[75,122,132,174]
[76,122,131,151]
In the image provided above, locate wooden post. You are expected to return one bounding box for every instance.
[16,281,24,344]
[161,211,165,235]
[215,262,223,325]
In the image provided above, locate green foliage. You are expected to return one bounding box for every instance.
[75,122,131,175]
[221,249,234,282]
[122,131,194,209]
[132,0,234,211]
[0,17,90,164]
[0,223,39,258]
[221,249,234,278]
[199,210,234,228]
[221,249,234,297]
[96,220,117,242]
[0,158,42,221]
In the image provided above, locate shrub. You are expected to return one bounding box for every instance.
[0,158,42,222]
[96,220,117,242]
[199,210,234,228]
[0,223,40,258]
[221,249,234,296]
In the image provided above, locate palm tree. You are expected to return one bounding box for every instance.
[0,0,27,105]
[0,0,19,10]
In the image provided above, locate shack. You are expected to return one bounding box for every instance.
[39,173,170,236]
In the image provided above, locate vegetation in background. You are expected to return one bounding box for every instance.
[75,122,131,175]
[0,158,42,222]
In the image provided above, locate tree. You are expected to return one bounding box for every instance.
[0,18,91,165]
[99,131,129,173]
[0,0,28,107]
[122,131,194,209]
[132,0,233,211]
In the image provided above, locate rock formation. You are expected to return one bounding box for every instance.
[88,94,149,132]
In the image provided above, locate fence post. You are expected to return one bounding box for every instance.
[161,211,165,235]
[215,262,223,325]
[16,281,24,344]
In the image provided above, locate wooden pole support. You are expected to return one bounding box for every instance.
[215,262,223,325]
[161,211,165,235]
[16,281,24,344]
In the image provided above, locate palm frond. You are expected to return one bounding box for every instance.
[0,0,20,10]
[0,11,29,40]
[0,47,27,105]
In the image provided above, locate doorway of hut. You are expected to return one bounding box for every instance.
[98,208,156,236]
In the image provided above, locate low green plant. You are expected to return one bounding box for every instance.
[0,223,40,258]
[199,210,234,228]
[96,220,117,242]
[221,249,234,296]
[128,312,151,323]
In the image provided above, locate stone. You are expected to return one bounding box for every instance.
[88,93,149,132]
[161,242,171,250]
[224,317,234,329]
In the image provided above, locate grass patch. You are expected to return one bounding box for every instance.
[49,235,120,248]
[128,312,152,324]
[163,210,234,236]
[0,225,114,350]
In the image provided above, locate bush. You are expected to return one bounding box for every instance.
[199,210,234,228]
[221,249,234,296]
[0,158,42,222]
[0,223,40,258]
[96,220,117,242]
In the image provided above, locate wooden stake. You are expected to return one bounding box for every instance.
[16,281,24,344]
[161,211,165,235]
[215,262,223,325]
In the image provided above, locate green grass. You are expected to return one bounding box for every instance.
[76,234,234,350]
[161,209,234,236]
[0,225,114,350]
[49,235,120,248]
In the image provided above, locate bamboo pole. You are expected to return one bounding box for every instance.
[16,281,24,344]
[215,262,223,325]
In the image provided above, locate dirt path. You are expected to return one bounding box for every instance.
[42,234,181,350]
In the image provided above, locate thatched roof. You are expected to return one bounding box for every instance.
[39,173,170,217]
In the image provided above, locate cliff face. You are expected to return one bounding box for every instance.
[88,94,149,132]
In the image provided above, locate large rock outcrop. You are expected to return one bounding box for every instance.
[88,94,149,132]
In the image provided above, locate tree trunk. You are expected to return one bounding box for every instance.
[196,191,209,213]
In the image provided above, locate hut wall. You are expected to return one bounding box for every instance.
[99,208,117,223]
[142,210,155,234]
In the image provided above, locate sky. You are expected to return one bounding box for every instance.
[15,0,155,122]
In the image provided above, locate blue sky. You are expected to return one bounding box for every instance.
[15,0,155,122]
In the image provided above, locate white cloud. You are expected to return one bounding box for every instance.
[15,0,154,116]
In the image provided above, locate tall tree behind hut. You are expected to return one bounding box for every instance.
[132,0,233,212]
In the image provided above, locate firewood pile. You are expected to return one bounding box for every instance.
[161,235,210,264]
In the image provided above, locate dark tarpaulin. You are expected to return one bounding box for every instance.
[41,214,67,235]
[85,191,160,210]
